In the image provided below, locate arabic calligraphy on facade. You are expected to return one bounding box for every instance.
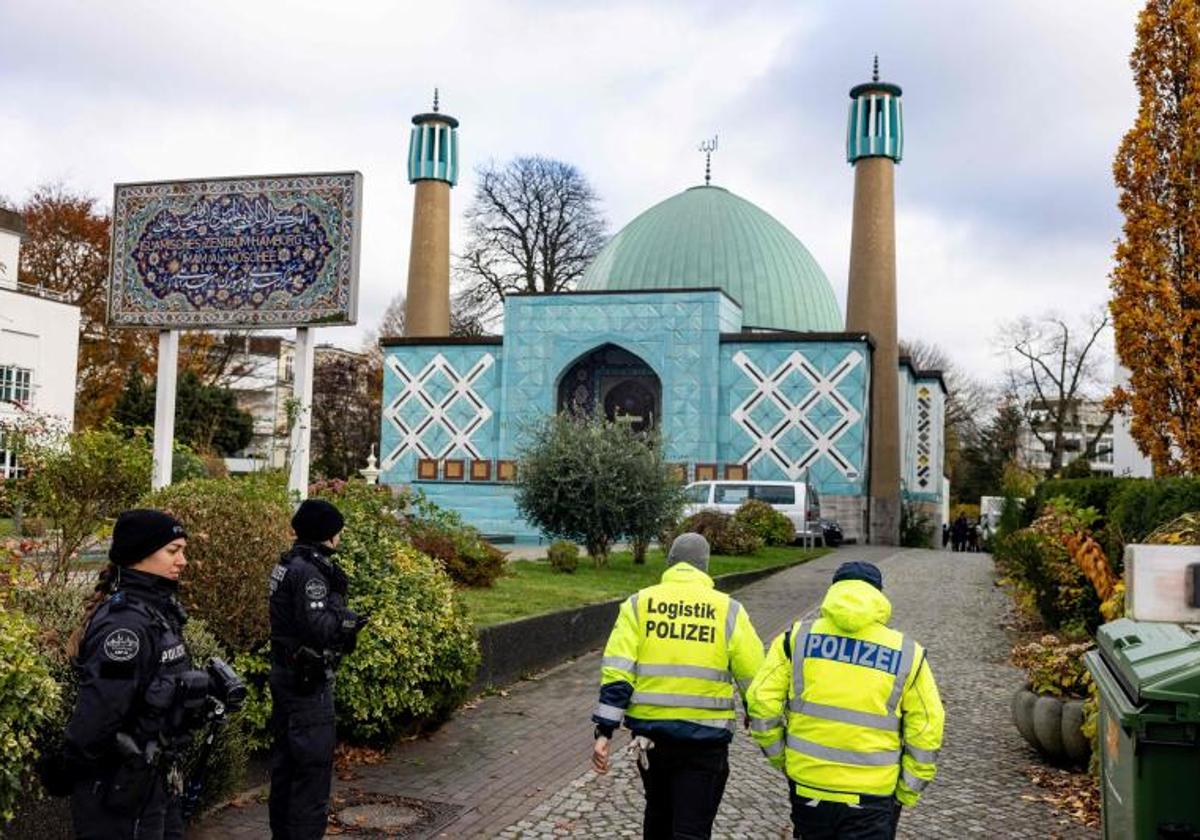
[132,194,333,308]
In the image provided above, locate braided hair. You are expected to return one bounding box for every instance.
[65,562,119,660]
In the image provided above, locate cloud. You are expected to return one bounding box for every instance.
[0,0,1137,385]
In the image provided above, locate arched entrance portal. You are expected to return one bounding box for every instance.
[557,344,662,432]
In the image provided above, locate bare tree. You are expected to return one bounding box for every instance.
[457,156,607,317]
[998,309,1113,475]
[311,349,381,480]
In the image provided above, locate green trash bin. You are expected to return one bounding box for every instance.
[1084,618,1200,839]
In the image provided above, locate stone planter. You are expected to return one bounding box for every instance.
[1011,686,1090,765]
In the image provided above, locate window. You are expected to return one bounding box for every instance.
[684,484,710,504]
[714,484,751,505]
[0,366,32,405]
[0,430,23,479]
[752,484,795,505]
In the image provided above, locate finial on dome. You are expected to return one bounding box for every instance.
[872,55,879,82]
[433,87,440,113]
[699,135,718,186]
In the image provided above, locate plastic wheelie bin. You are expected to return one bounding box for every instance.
[1084,618,1200,839]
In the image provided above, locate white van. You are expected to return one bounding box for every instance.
[681,480,822,542]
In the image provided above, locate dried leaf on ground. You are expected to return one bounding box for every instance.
[1025,764,1100,828]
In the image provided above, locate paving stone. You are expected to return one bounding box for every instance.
[192,548,1096,839]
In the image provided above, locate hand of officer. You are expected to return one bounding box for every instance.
[591,736,610,774]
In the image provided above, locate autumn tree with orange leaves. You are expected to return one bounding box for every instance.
[16,185,255,428]
[1110,0,1200,473]
[17,185,152,428]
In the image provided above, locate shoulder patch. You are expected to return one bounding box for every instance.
[269,564,288,595]
[103,628,141,662]
[304,578,328,600]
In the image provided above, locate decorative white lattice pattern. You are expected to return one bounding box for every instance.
[916,385,932,490]
[731,350,863,480]
[382,353,495,468]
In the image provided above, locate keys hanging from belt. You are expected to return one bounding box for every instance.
[627,735,655,770]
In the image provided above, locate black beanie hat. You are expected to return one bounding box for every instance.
[291,499,345,544]
[832,561,884,591]
[109,509,187,566]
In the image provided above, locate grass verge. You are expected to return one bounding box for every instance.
[461,544,828,627]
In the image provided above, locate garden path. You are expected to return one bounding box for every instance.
[193,547,1095,839]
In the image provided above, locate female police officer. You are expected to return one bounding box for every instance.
[58,508,207,839]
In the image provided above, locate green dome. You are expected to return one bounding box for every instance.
[579,185,841,332]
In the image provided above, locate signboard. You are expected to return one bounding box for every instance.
[109,172,362,328]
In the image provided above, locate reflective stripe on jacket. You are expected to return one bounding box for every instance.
[592,562,764,742]
[746,579,944,805]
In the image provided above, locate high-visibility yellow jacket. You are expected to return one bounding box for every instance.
[592,562,764,742]
[746,579,944,805]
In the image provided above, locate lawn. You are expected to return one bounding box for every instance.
[460,544,828,627]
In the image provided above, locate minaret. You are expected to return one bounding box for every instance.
[404,90,459,337]
[845,57,903,545]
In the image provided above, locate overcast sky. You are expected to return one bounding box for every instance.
[0,0,1138,384]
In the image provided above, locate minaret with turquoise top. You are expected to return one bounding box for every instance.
[845,57,903,545]
[404,89,459,337]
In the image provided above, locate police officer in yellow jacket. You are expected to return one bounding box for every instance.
[747,561,944,839]
[591,533,764,839]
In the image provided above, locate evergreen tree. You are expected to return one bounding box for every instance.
[113,369,253,456]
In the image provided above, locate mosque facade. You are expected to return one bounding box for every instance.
[378,69,946,544]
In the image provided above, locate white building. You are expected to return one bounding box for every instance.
[1112,361,1154,478]
[210,334,369,474]
[1018,398,1115,475]
[0,208,81,478]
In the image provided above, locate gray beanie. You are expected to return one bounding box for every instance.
[667,533,710,571]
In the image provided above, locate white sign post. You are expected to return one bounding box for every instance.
[288,327,316,499]
[151,330,179,489]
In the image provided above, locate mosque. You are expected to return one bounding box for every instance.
[378,65,947,544]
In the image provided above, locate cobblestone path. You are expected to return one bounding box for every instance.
[194,548,1095,839]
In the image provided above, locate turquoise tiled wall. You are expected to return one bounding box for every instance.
[377,291,944,538]
[499,291,733,463]
[718,340,871,497]
[379,344,502,484]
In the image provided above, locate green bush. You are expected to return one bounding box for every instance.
[899,499,934,548]
[994,528,1099,637]
[670,510,763,556]
[13,424,153,584]
[145,473,293,652]
[547,540,580,573]
[0,605,60,822]
[409,521,507,588]
[1108,477,1200,552]
[310,481,480,743]
[230,647,272,753]
[1032,478,1128,525]
[516,413,683,564]
[733,499,794,546]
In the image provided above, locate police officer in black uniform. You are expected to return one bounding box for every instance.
[268,498,365,840]
[52,509,208,839]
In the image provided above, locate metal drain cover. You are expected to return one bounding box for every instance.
[337,802,426,831]
[330,790,461,837]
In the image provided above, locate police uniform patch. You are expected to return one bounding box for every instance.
[305,578,328,600]
[103,628,141,662]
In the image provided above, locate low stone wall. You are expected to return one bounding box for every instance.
[470,559,808,693]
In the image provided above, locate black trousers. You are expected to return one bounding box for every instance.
[268,675,336,840]
[636,738,730,840]
[70,775,182,840]
[789,787,900,839]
